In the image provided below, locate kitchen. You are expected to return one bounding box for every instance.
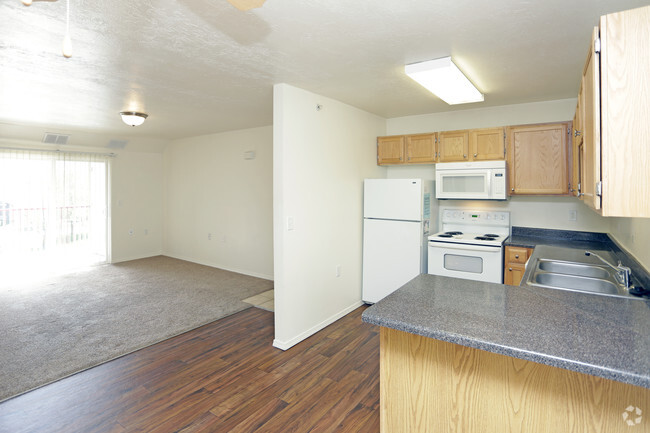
[358,5,650,431]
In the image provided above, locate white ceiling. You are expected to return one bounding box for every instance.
[1,0,648,151]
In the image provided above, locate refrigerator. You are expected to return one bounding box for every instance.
[362,178,436,304]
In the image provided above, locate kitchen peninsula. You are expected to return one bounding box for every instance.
[362,274,650,432]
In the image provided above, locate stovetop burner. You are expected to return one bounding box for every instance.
[429,209,511,247]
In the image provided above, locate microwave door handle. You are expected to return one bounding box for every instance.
[429,243,499,252]
[486,171,492,196]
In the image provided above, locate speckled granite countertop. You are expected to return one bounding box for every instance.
[506,226,611,249]
[362,274,650,388]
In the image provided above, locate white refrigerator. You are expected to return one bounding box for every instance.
[362,179,436,304]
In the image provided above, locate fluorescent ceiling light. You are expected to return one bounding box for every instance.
[405,57,484,105]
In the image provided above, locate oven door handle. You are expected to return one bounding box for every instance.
[428,243,500,253]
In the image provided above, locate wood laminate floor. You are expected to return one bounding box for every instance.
[0,306,379,433]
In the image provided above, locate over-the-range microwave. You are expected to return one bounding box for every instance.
[435,160,507,200]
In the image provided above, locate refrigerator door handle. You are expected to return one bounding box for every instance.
[365,217,420,223]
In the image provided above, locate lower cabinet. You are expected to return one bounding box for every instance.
[380,328,649,433]
[504,246,533,285]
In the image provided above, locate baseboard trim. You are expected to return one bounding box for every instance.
[163,253,274,281]
[110,251,163,264]
[272,300,364,351]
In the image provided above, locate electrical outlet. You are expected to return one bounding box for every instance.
[569,210,577,221]
[208,233,212,241]
[336,265,341,277]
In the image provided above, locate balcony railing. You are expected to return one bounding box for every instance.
[0,205,91,252]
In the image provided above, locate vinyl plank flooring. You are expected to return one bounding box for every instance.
[0,306,379,433]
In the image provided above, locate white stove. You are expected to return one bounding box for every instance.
[428,209,510,283]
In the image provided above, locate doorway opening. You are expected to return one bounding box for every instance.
[0,149,109,285]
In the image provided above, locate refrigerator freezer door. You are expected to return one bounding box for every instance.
[362,218,422,303]
[364,179,422,221]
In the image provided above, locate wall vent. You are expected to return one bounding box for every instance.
[42,133,70,145]
[107,139,128,149]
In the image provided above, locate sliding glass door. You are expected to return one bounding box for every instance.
[0,149,109,282]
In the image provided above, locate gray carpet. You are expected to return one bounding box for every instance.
[0,256,274,402]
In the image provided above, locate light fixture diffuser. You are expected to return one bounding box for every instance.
[405,57,484,105]
[120,111,148,127]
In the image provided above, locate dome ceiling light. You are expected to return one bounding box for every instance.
[119,112,148,127]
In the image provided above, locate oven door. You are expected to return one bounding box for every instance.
[436,169,491,200]
[428,242,503,283]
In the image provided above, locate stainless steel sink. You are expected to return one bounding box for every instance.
[533,272,619,295]
[525,256,642,299]
[537,260,611,279]
[520,245,646,300]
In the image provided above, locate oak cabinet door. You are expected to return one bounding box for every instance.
[503,246,533,285]
[581,27,601,211]
[377,136,405,165]
[507,123,569,195]
[438,130,469,162]
[504,263,526,286]
[470,128,505,160]
[405,133,437,164]
[599,6,650,217]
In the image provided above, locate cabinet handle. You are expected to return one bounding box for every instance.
[515,255,519,259]
[574,130,582,137]
[508,268,513,271]
[463,154,467,158]
[511,188,515,192]
[474,153,477,157]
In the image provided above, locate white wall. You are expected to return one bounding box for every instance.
[385,98,612,234]
[163,126,273,279]
[386,98,579,134]
[610,218,650,271]
[273,83,386,350]
[110,150,164,263]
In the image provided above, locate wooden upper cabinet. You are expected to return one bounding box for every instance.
[581,26,601,211]
[598,6,650,217]
[377,135,405,165]
[405,133,437,164]
[507,122,570,195]
[438,130,469,162]
[470,127,506,160]
[571,84,584,197]
[377,134,437,165]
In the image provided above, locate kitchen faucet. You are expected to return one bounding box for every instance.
[585,251,632,289]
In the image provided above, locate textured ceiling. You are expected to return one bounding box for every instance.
[0,0,648,151]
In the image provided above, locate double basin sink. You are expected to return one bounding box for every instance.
[523,245,644,300]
